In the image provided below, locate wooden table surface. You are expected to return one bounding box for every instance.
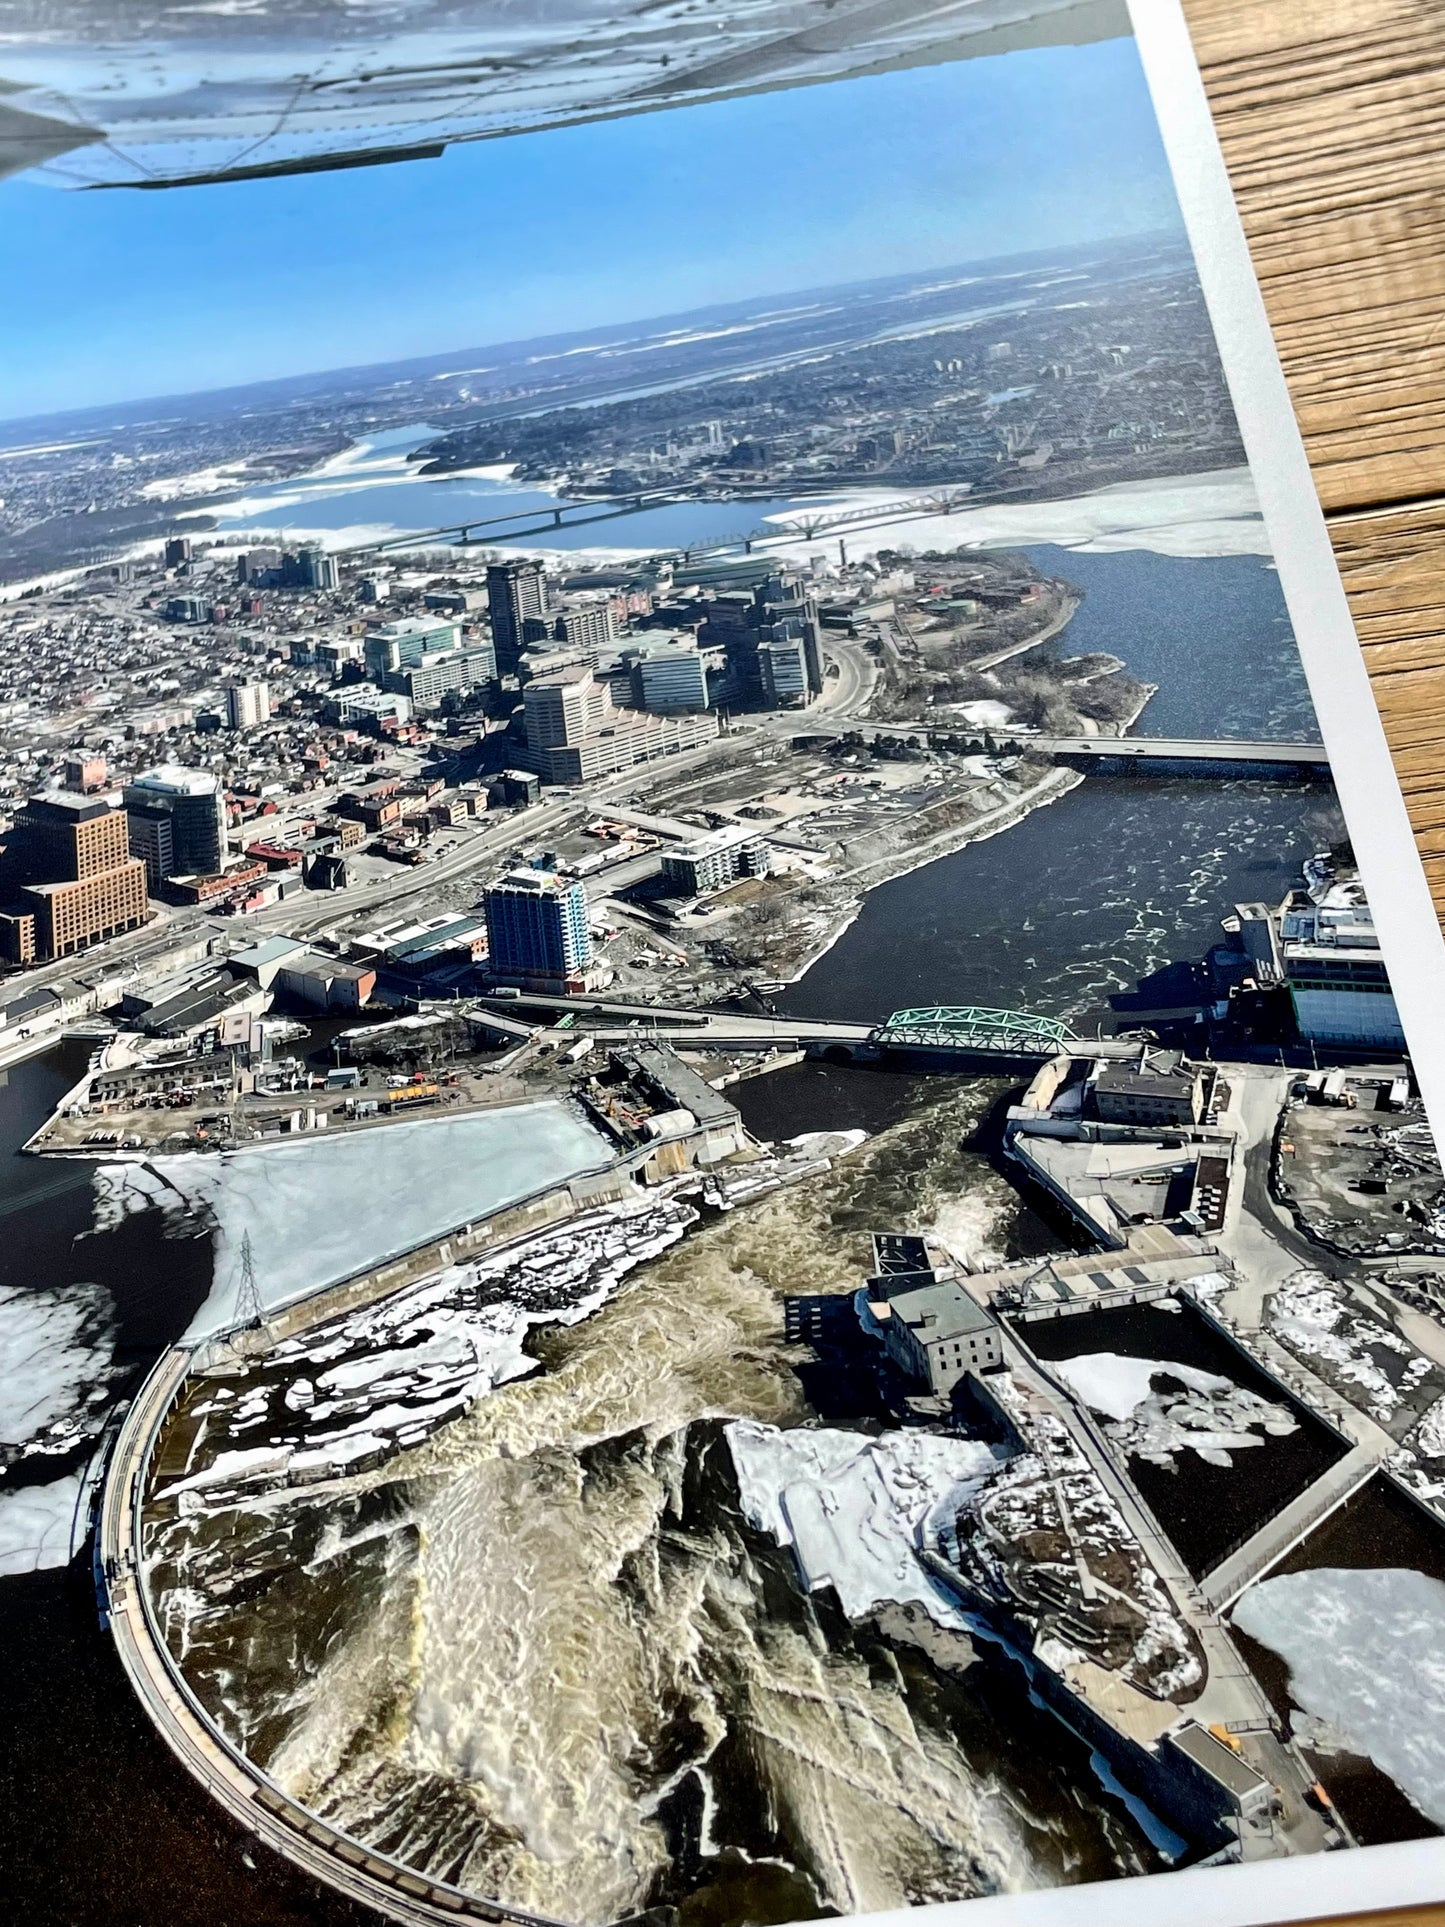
[1185,0,1445,924]
[1176,5,1444,1924]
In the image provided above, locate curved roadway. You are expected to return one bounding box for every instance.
[99,1343,579,1927]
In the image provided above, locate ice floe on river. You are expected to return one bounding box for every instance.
[157,1194,696,1503]
[727,1421,997,1630]
[761,467,1269,562]
[1053,1352,1297,1467]
[1233,1566,1445,1827]
[91,1103,613,1338]
[0,1279,119,1461]
[0,1471,84,1576]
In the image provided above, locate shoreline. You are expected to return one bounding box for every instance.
[169,427,1268,566]
[766,680,1157,990]
[776,764,1086,991]
[968,587,1083,672]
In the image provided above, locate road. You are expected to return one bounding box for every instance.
[1201,1441,1388,1613]
[483,991,874,1050]
[815,633,877,717]
[99,1345,570,1927]
[1213,1067,1324,1328]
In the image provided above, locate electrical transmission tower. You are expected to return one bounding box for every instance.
[233,1229,263,1330]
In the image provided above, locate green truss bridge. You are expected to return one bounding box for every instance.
[872,1006,1076,1056]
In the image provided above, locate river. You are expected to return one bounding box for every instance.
[784,543,1327,1028]
[214,421,807,555]
[0,539,1347,1922]
[0,1048,355,1925]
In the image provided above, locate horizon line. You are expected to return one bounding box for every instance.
[0,225,1189,440]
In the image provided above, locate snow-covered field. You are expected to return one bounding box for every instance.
[761,468,1269,563]
[1054,1351,1297,1467]
[1413,1396,1445,1460]
[1233,1566,1445,1826]
[942,700,1017,729]
[139,464,251,503]
[727,1420,997,1630]
[92,1103,613,1337]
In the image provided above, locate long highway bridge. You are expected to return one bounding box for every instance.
[338,482,980,560]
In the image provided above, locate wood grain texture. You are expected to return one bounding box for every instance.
[1329,503,1445,901]
[1184,0,1445,514]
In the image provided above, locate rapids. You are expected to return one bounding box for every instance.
[147,1083,1159,1922]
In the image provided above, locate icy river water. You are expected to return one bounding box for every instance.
[0,544,1373,1923]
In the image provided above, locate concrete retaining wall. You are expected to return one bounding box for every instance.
[920,1551,1235,1858]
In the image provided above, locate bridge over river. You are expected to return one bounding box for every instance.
[338,480,980,560]
[790,720,1330,778]
[481,994,1142,1066]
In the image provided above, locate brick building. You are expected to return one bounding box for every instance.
[0,793,148,962]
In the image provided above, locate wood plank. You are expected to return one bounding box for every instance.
[1183,0,1445,514]
[1183,0,1445,948]
[1326,503,1445,889]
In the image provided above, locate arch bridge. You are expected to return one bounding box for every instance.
[872,1005,1075,1056]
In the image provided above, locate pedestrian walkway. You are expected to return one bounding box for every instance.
[1201,1440,1387,1612]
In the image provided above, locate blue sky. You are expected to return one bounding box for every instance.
[0,34,1182,422]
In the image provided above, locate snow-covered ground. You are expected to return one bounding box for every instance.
[727,1420,996,1630]
[1053,1352,1297,1467]
[92,1102,614,1338]
[981,1446,1201,1695]
[0,1471,84,1576]
[1233,1566,1445,1826]
[1268,1271,1431,1423]
[943,700,1016,729]
[760,468,1269,563]
[139,464,252,503]
[1413,1395,1445,1460]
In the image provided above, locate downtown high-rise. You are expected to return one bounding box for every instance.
[486,559,547,676]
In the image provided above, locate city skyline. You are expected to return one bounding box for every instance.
[0,34,1182,421]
